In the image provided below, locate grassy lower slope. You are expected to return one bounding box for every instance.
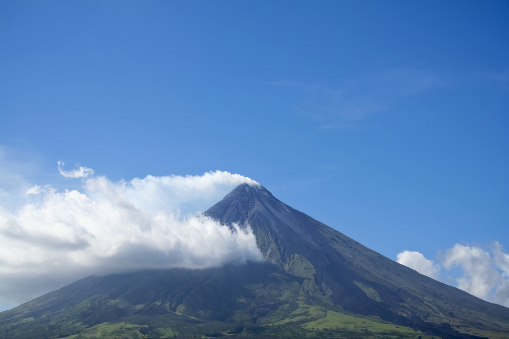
[314,223,509,338]
[303,310,435,338]
[0,262,442,339]
[55,307,438,339]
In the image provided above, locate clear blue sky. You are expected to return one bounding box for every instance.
[0,0,508,287]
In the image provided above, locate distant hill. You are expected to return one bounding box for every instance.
[0,183,507,339]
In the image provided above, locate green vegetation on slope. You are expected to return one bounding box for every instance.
[303,310,432,337]
[54,312,438,339]
[2,184,509,339]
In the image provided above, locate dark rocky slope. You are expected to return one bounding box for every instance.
[205,184,509,338]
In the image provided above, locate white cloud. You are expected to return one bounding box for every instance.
[112,170,260,215]
[398,243,509,307]
[26,185,42,195]
[491,242,509,307]
[442,244,502,301]
[397,250,441,280]
[58,161,94,178]
[0,166,262,305]
[492,241,509,274]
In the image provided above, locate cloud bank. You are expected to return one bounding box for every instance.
[0,165,262,305]
[397,243,509,307]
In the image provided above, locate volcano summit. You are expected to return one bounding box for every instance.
[0,184,507,339]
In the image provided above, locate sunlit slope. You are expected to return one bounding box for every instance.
[205,184,509,338]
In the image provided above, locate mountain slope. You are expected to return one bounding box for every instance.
[0,263,311,338]
[0,183,507,339]
[205,183,509,338]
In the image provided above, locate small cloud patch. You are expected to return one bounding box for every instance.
[397,242,509,307]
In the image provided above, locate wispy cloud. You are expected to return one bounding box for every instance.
[0,145,43,211]
[58,161,94,178]
[397,242,509,307]
[273,69,445,129]
[0,163,262,305]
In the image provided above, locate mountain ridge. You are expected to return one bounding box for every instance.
[0,183,507,339]
[205,183,509,337]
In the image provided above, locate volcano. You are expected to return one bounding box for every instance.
[0,183,508,339]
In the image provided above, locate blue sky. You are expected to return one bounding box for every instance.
[0,1,508,309]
